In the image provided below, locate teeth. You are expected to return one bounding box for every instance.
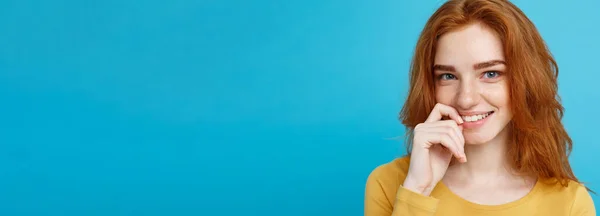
[461,112,491,122]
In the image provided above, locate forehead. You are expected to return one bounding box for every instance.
[434,23,505,68]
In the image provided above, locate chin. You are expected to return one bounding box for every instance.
[462,120,512,145]
[463,132,494,145]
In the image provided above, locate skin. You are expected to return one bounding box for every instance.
[403,22,535,204]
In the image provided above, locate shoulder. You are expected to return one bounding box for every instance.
[366,155,411,184]
[567,181,596,215]
[537,179,596,215]
[364,155,412,210]
[365,155,411,194]
[538,179,592,197]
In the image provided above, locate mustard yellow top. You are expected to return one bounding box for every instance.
[364,156,596,216]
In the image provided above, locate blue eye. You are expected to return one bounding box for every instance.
[439,74,456,80]
[483,71,500,79]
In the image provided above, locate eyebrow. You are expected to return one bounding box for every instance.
[474,60,506,70]
[433,60,506,72]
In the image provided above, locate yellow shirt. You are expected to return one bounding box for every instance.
[364,156,596,216]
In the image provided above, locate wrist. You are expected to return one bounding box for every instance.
[402,176,433,196]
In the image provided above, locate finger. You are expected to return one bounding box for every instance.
[438,133,463,161]
[420,123,463,155]
[426,103,464,125]
[427,132,463,161]
[457,125,464,144]
[421,120,465,155]
[441,120,465,156]
[430,126,465,161]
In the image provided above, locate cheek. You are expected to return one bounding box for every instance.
[482,83,510,106]
[435,87,455,104]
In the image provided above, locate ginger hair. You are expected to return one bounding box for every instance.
[399,0,581,187]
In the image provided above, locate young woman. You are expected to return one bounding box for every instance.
[364,0,596,215]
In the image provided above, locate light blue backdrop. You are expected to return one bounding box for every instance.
[0,0,598,215]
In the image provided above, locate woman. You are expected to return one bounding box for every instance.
[364,0,596,215]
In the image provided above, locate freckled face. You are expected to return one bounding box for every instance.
[433,23,512,145]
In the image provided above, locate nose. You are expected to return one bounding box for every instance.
[456,79,480,110]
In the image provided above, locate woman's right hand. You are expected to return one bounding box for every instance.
[402,103,467,196]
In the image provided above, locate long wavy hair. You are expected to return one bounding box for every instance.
[399,0,580,188]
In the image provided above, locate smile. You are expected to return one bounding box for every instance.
[461,111,494,122]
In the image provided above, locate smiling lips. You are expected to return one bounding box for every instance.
[461,111,494,123]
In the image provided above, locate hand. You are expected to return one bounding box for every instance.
[402,103,466,196]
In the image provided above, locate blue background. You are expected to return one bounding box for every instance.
[0,0,598,215]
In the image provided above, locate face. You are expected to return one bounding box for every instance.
[433,22,512,145]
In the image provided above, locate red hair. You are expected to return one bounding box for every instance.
[399,0,581,188]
